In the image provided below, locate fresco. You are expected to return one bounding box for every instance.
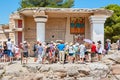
[70,17,85,34]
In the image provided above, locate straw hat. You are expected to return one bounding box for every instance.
[65,42,68,45]
[106,39,111,42]
[75,43,79,46]
[69,42,73,46]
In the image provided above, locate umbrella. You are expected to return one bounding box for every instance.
[83,39,92,44]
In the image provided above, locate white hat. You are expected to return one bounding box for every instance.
[69,42,73,46]
[23,41,27,43]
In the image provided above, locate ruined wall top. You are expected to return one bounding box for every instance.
[17,7,113,17]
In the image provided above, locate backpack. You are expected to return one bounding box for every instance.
[33,44,37,51]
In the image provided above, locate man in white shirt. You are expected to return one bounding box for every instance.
[6,38,13,62]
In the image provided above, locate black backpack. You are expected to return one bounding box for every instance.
[33,44,37,51]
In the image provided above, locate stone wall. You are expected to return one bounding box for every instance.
[24,16,36,42]
[46,18,66,42]
[24,16,36,55]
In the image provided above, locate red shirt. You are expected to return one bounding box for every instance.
[91,44,96,53]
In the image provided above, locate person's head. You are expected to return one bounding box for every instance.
[75,43,79,47]
[8,38,11,41]
[97,41,101,44]
[92,41,95,44]
[61,40,64,44]
[3,41,6,45]
[37,41,40,44]
[39,43,42,46]
[23,41,27,44]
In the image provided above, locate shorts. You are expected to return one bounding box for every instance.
[69,53,74,56]
[91,53,96,57]
[4,50,9,55]
[34,51,38,58]
[79,52,85,58]
[97,53,102,55]
[85,51,89,55]
[8,50,13,57]
[23,52,28,58]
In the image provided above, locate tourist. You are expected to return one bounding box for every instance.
[116,38,120,50]
[57,41,65,64]
[64,42,69,63]
[52,43,56,63]
[19,42,24,64]
[79,42,86,63]
[105,39,111,54]
[54,43,59,63]
[0,49,3,62]
[68,42,75,63]
[96,41,103,61]
[0,43,3,62]
[36,42,43,63]
[33,41,38,62]
[22,41,29,64]
[41,42,47,63]
[3,41,8,62]
[48,41,55,63]
[13,45,20,60]
[45,43,51,63]
[6,38,13,63]
[90,42,97,62]
[73,42,79,62]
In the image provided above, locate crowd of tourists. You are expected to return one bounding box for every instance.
[0,38,113,64]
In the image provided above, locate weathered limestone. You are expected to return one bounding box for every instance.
[111,65,120,75]
[0,50,120,80]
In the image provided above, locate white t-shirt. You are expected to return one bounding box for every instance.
[14,47,20,53]
[97,44,103,53]
[6,41,12,50]
[68,45,75,53]
[79,44,85,53]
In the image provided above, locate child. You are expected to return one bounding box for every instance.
[13,45,20,60]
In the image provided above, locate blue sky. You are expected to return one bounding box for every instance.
[0,0,120,24]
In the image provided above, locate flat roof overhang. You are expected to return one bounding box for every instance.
[12,7,113,18]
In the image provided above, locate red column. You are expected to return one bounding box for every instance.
[18,20,22,45]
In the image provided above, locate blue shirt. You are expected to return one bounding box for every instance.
[57,44,65,51]
[37,46,43,54]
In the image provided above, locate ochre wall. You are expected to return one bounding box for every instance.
[8,13,91,45]
[85,17,91,39]
[46,18,66,42]
[24,17,36,42]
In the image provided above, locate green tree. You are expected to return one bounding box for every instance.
[104,4,120,42]
[19,0,74,9]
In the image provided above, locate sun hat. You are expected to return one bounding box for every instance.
[23,41,27,43]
